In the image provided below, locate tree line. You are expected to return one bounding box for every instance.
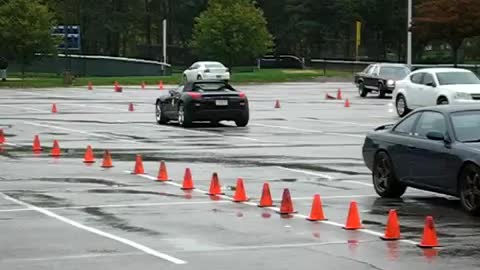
[1,0,479,67]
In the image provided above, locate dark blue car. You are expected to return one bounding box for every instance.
[363,105,480,215]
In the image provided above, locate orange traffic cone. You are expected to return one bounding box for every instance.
[159,80,164,90]
[141,81,146,89]
[207,172,223,195]
[274,100,281,109]
[83,145,95,163]
[325,93,336,100]
[233,178,248,202]
[181,168,195,190]
[101,150,114,168]
[277,188,297,214]
[344,99,350,108]
[50,140,61,157]
[51,103,58,113]
[381,209,401,241]
[0,129,5,144]
[337,88,343,100]
[418,216,440,248]
[128,103,135,112]
[32,135,42,152]
[343,201,363,230]
[157,160,170,182]
[306,194,327,221]
[114,81,122,92]
[88,81,93,90]
[258,182,274,207]
[132,154,145,174]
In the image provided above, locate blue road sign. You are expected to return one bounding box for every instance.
[52,25,81,51]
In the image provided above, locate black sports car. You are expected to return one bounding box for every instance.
[155,80,249,127]
[362,105,480,215]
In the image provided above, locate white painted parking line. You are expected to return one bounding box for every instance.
[276,166,334,180]
[0,104,50,113]
[252,123,365,138]
[1,193,187,264]
[2,252,143,263]
[0,200,229,213]
[292,195,377,200]
[130,172,419,246]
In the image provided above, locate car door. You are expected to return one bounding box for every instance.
[418,73,439,106]
[388,112,422,182]
[164,85,183,118]
[365,65,379,90]
[408,111,459,190]
[406,72,425,107]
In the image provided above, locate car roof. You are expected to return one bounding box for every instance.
[415,105,480,114]
[413,67,472,73]
[375,63,408,67]
[194,61,224,65]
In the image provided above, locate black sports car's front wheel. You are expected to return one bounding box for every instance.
[372,151,407,198]
[358,82,368,98]
[459,164,480,216]
[155,102,168,124]
[178,104,192,127]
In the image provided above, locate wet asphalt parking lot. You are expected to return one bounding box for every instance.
[1,82,479,270]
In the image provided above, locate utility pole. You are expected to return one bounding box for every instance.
[162,19,167,75]
[407,0,413,66]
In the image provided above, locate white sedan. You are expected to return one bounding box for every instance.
[183,61,230,82]
[393,68,480,117]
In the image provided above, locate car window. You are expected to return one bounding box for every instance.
[414,111,446,138]
[393,113,420,135]
[363,65,373,73]
[451,111,480,142]
[371,65,380,76]
[205,63,225,69]
[422,73,435,86]
[436,71,480,85]
[410,73,424,84]
[191,82,235,92]
[379,66,410,80]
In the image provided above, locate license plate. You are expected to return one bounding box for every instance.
[215,100,228,106]
[216,75,221,78]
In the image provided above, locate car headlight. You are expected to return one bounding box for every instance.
[386,80,395,87]
[454,92,472,100]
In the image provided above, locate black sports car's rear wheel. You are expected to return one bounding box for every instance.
[235,117,249,127]
[155,102,168,124]
[459,164,480,216]
[358,82,368,98]
[178,104,192,127]
[373,152,407,198]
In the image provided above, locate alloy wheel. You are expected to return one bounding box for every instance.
[374,156,391,193]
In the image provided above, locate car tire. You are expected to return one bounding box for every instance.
[396,95,410,117]
[459,164,480,216]
[155,101,168,124]
[178,103,192,127]
[372,151,407,198]
[359,82,368,98]
[235,117,249,127]
[437,96,449,105]
[378,83,386,98]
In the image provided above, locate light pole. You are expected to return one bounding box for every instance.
[407,0,413,66]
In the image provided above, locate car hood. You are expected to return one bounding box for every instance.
[440,84,480,93]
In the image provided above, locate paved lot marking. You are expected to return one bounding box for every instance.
[0,104,50,113]
[292,195,377,200]
[0,200,229,213]
[130,172,418,246]
[252,123,365,138]
[276,166,334,180]
[2,252,143,263]
[1,193,187,264]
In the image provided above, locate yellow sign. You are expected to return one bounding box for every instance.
[356,21,361,47]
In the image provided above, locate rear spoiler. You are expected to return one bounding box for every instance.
[374,123,394,131]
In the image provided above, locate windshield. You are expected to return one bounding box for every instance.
[379,66,410,80]
[192,82,234,92]
[205,63,225,69]
[437,72,480,85]
[451,111,480,142]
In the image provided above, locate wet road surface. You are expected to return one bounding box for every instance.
[0,83,478,269]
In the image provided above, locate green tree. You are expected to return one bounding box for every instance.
[413,0,480,66]
[190,0,273,67]
[0,0,57,74]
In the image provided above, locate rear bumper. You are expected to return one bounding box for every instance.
[203,73,231,81]
[191,108,248,121]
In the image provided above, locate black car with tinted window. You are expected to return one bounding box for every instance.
[155,80,249,127]
[355,63,410,98]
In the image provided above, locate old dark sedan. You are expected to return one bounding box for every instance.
[155,80,249,127]
[363,105,480,215]
[355,63,410,98]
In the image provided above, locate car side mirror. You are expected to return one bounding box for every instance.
[426,82,436,87]
[426,131,444,141]
[168,89,176,96]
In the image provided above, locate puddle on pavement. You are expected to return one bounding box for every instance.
[83,207,161,236]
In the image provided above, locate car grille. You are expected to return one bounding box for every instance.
[471,94,480,100]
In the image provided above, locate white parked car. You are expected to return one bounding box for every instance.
[183,61,230,82]
[393,68,480,117]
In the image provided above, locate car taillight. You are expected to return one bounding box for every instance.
[239,92,246,99]
[188,92,202,100]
